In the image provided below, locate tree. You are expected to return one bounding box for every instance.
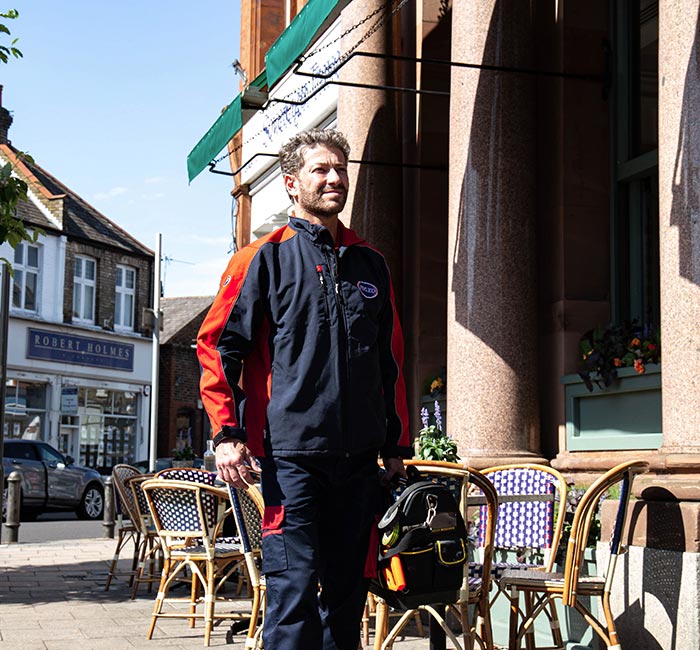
[0,8,40,263]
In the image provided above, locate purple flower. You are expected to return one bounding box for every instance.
[420,407,429,429]
[434,400,442,432]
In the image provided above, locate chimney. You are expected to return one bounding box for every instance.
[0,85,13,144]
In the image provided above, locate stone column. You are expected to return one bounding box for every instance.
[337,0,404,281]
[658,0,700,460]
[448,1,544,466]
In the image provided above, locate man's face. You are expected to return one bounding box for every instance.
[285,145,349,218]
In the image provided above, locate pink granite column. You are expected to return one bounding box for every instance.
[448,1,544,466]
[658,0,700,459]
[337,0,404,280]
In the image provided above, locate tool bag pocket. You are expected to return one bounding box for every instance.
[370,479,468,610]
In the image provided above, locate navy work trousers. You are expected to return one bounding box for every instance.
[259,452,380,650]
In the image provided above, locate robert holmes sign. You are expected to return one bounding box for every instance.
[27,328,134,371]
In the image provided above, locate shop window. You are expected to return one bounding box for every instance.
[115,265,136,331]
[73,255,97,325]
[612,0,659,328]
[12,242,40,312]
[75,386,139,471]
[3,379,47,440]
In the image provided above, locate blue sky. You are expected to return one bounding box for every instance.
[2,1,241,297]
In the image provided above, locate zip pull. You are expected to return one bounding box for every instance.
[316,264,325,288]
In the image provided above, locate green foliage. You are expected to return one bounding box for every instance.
[578,320,661,391]
[172,445,197,461]
[416,400,459,463]
[0,10,43,258]
[0,9,22,64]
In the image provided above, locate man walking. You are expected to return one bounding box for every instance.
[197,128,411,649]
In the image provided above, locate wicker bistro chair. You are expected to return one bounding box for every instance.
[473,464,568,648]
[105,464,142,591]
[372,460,499,650]
[142,479,248,647]
[127,474,164,599]
[225,481,266,650]
[500,460,649,650]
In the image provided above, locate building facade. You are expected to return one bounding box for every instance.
[187,2,700,646]
[158,296,213,459]
[0,91,155,473]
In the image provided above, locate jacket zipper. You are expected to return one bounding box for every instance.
[330,248,351,456]
[316,264,331,317]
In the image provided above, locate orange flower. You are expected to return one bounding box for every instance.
[613,358,623,367]
[634,359,645,374]
[630,338,641,347]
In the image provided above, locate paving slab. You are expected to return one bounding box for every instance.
[0,536,452,649]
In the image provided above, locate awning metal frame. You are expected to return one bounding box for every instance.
[208,47,603,178]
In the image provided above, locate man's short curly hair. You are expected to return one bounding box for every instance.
[278,128,351,176]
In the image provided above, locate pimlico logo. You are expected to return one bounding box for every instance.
[357,281,379,299]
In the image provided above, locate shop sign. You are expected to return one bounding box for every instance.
[27,328,135,371]
[61,386,79,414]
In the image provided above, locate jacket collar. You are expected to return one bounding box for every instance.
[288,215,365,249]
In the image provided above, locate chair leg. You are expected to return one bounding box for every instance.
[203,561,216,647]
[373,598,389,650]
[147,557,170,640]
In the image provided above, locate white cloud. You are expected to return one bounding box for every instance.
[144,176,167,185]
[94,186,128,200]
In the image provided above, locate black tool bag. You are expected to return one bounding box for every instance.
[369,478,468,610]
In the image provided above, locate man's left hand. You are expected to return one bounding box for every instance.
[381,457,407,486]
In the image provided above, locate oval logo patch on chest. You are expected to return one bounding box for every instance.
[357,281,379,299]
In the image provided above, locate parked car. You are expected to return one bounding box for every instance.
[2,439,104,520]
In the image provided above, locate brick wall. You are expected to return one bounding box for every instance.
[63,240,153,334]
[158,310,210,457]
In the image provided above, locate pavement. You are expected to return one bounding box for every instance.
[0,536,438,650]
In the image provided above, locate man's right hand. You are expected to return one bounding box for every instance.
[215,439,261,487]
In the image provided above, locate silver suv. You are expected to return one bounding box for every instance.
[2,439,104,520]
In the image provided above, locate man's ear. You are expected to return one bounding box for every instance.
[284,173,298,201]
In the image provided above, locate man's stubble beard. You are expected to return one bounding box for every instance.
[297,185,348,219]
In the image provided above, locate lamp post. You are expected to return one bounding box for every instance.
[149,234,162,473]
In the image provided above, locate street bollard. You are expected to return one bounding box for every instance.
[3,471,21,543]
[102,476,115,539]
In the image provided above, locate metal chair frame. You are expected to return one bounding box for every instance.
[372,460,499,650]
[226,481,266,650]
[500,460,649,650]
[142,478,248,646]
[105,464,142,591]
[478,463,569,650]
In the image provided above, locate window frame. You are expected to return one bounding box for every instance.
[610,0,660,328]
[114,264,136,331]
[11,241,41,313]
[72,254,97,325]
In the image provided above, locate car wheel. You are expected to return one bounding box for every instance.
[77,483,104,520]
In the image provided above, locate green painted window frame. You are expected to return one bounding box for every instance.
[610,0,660,328]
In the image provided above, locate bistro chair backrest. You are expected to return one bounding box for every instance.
[155,467,217,484]
[154,468,222,530]
[142,479,229,554]
[480,464,568,571]
[562,459,648,607]
[112,464,142,524]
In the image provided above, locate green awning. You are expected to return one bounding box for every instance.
[265,0,350,88]
[187,94,242,183]
[187,0,350,182]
